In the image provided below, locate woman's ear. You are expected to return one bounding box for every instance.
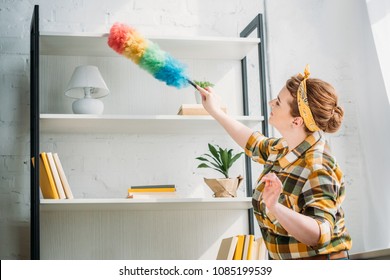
[292,117,304,127]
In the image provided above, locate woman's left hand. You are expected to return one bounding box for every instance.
[260,173,321,246]
[260,173,283,212]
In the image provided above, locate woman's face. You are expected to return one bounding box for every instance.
[268,86,295,132]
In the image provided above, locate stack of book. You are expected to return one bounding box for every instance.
[216,234,268,260]
[35,152,73,199]
[127,184,176,199]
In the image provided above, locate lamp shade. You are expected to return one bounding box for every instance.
[65,65,109,99]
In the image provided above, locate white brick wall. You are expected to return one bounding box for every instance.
[265,0,390,254]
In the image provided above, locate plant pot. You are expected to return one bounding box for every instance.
[204,175,244,197]
[194,90,202,104]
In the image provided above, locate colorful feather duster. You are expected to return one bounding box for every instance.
[108,23,195,89]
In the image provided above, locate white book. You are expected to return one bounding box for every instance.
[216,236,239,260]
[46,152,66,199]
[53,153,74,199]
[250,238,260,260]
[256,237,268,260]
[127,192,177,199]
[242,235,252,260]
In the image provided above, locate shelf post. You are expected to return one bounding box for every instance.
[30,4,40,260]
[240,14,268,236]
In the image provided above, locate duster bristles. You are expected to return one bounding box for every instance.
[108,23,190,89]
[122,31,147,63]
[107,23,132,54]
[155,54,188,88]
[139,41,166,75]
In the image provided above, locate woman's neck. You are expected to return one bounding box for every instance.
[283,129,310,152]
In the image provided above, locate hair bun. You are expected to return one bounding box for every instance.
[325,105,344,133]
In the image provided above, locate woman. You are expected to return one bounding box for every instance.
[197,66,352,260]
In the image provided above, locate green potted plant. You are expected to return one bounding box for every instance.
[196,143,244,197]
[194,80,215,88]
[193,80,214,104]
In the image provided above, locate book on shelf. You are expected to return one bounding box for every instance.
[177,104,227,115]
[128,187,176,193]
[233,235,245,260]
[247,237,267,260]
[250,236,260,260]
[38,152,59,199]
[127,184,177,198]
[216,236,239,260]
[130,184,176,189]
[127,192,178,199]
[32,152,74,199]
[256,237,268,260]
[216,234,266,260]
[53,153,74,199]
[242,234,255,260]
[46,152,66,199]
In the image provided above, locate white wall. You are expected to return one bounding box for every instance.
[264,0,390,254]
[358,0,390,251]
[366,0,390,101]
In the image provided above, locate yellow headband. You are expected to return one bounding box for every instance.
[297,65,320,132]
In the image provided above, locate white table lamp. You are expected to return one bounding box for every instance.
[65,65,109,114]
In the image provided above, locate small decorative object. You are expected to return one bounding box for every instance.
[196,143,244,197]
[108,23,198,90]
[65,65,109,114]
[193,80,214,104]
[177,104,226,115]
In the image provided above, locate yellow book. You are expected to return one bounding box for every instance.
[39,152,59,199]
[245,235,255,260]
[233,235,245,260]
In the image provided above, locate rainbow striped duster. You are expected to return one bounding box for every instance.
[108,23,190,89]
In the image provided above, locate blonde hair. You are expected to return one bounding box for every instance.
[286,76,343,133]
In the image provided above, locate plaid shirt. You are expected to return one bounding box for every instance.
[245,131,352,259]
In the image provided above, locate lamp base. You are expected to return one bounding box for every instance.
[72,98,104,114]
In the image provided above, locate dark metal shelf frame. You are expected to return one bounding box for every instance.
[240,14,268,235]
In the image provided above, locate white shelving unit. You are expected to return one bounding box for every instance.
[32,11,266,259]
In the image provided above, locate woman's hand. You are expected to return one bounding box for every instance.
[196,86,224,117]
[260,173,283,213]
[260,172,321,246]
[195,85,254,150]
